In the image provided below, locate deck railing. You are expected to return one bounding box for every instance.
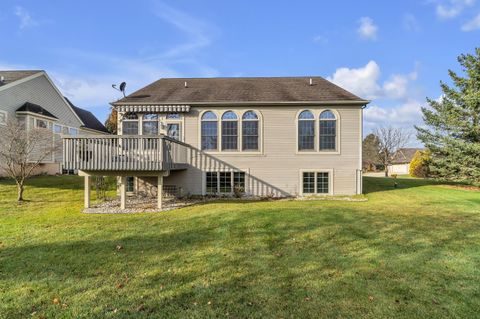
[63,135,189,171]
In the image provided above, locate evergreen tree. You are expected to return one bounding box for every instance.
[416,48,480,183]
[362,133,381,171]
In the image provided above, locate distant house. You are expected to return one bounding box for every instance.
[388,148,424,175]
[0,70,108,175]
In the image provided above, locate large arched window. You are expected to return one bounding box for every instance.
[242,111,259,151]
[122,112,138,135]
[221,111,238,150]
[319,110,337,151]
[201,111,218,150]
[298,110,315,151]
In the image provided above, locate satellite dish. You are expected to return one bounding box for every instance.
[119,82,126,93]
[112,82,127,97]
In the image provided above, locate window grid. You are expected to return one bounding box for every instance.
[202,112,218,150]
[302,171,330,194]
[222,120,238,150]
[242,111,259,151]
[206,172,218,194]
[303,172,315,194]
[122,121,138,135]
[319,110,337,151]
[316,172,329,194]
[234,172,245,192]
[167,123,181,140]
[126,177,135,193]
[298,120,315,150]
[219,172,232,193]
[206,171,245,194]
[221,111,238,151]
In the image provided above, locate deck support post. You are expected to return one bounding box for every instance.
[157,175,163,210]
[84,175,91,208]
[120,176,127,210]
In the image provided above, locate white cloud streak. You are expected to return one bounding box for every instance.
[435,0,475,19]
[461,12,480,30]
[14,6,39,29]
[327,61,419,101]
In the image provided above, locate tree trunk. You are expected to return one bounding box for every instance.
[384,168,389,177]
[17,182,24,202]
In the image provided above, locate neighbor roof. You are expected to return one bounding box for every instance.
[0,70,42,86]
[65,98,109,133]
[391,148,425,164]
[113,76,368,105]
[16,102,58,119]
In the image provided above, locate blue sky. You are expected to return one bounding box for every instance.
[1,0,480,144]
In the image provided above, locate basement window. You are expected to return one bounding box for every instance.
[205,171,246,194]
[302,171,331,195]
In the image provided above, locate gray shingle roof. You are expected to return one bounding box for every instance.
[16,102,58,119]
[0,70,42,86]
[391,148,425,164]
[65,98,109,133]
[113,76,367,105]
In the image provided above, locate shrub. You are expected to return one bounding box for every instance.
[409,150,431,178]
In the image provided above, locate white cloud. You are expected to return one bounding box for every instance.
[461,13,480,30]
[357,17,378,41]
[14,6,38,29]
[383,69,418,100]
[327,61,381,99]
[327,61,419,100]
[435,0,475,19]
[364,100,423,126]
[149,1,218,59]
[403,13,421,31]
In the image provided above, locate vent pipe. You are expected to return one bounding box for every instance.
[184,81,188,88]
[309,78,313,86]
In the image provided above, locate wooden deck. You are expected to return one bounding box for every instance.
[63,135,189,172]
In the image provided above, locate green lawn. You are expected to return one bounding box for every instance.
[0,176,479,318]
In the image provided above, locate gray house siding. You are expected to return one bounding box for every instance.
[0,73,83,128]
[0,72,106,175]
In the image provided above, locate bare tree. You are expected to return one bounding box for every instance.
[373,126,412,177]
[0,119,60,201]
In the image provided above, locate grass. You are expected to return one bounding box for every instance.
[0,176,479,318]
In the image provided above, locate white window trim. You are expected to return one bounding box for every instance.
[198,109,264,155]
[295,109,341,155]
[202,168,250,195]
[164,114,184,142]
[299,169,334,196]
[0,110,7,125]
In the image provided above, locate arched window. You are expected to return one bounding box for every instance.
[201,111,218,150]
[242,111,259,151]
[221,111,238,150]
[298,110,315,151]
[122,112,138,135]
[319,110,337,151]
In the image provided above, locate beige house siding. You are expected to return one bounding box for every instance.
[145,105,363,196]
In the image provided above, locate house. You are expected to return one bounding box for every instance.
[62,76,369,209]
[388,148,424,175]
[0,70,108,175]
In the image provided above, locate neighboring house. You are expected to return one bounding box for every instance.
[62,76,369,209]
[0,70,108,175]
[388,148,424,175]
